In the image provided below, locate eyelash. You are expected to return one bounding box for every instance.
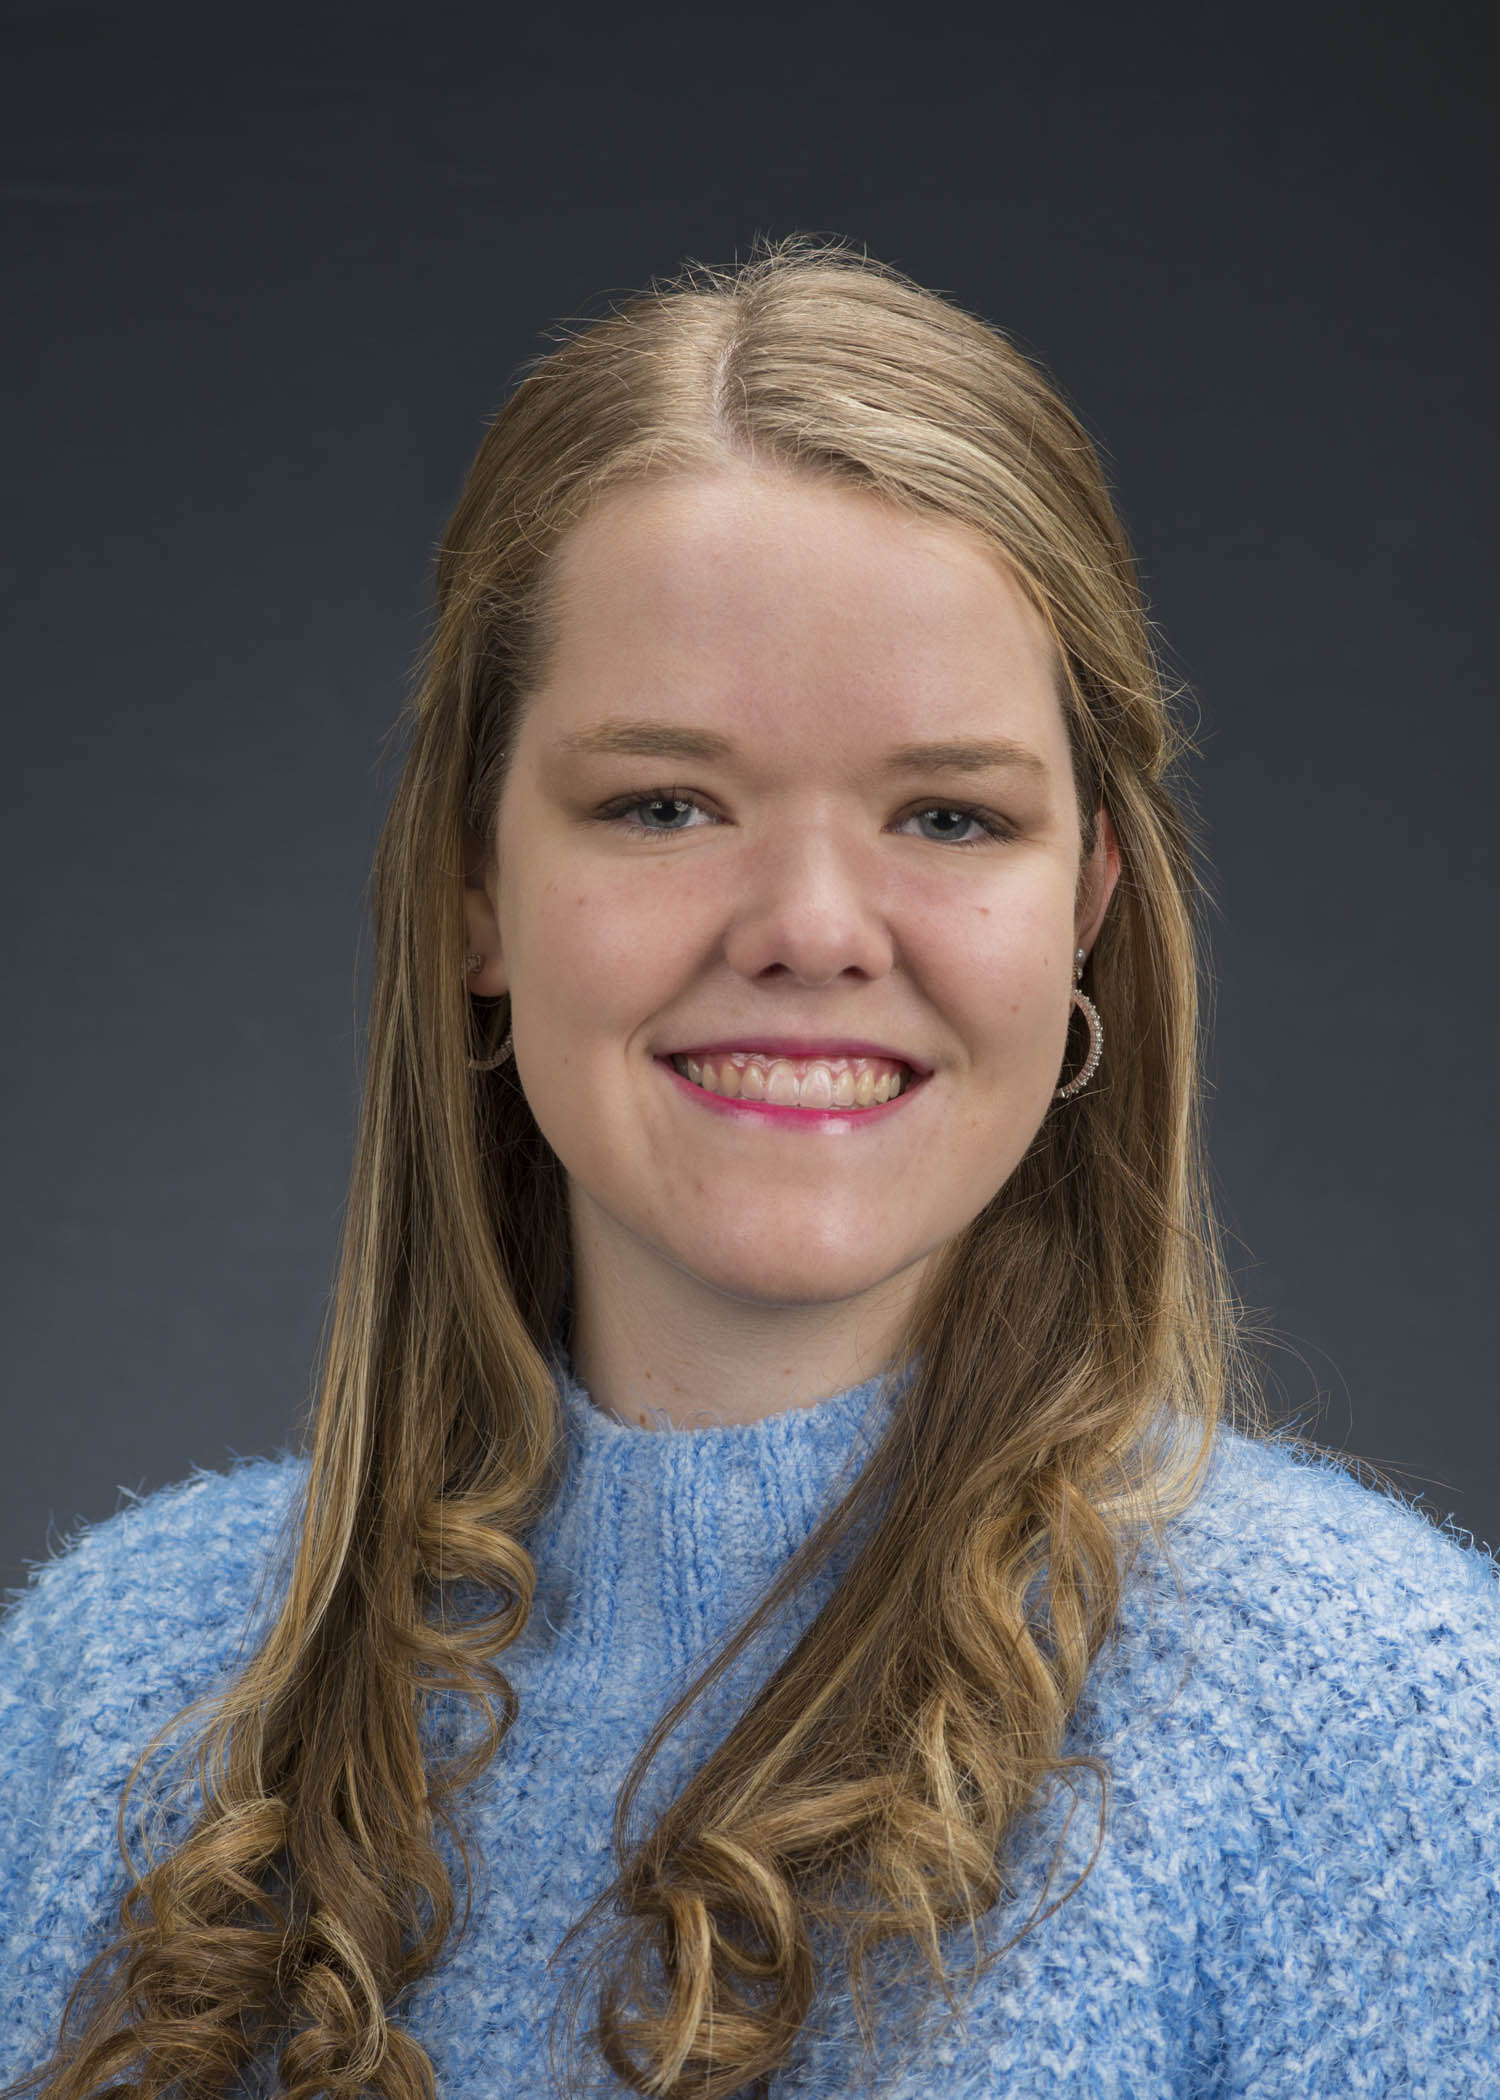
[594,787,1018,850]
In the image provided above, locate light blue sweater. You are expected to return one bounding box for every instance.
[3,1358,1498,2096]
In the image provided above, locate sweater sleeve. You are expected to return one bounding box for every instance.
[1192,1451,1500,2095]
[0,1553,97,2078]
[0,1458,302,2081]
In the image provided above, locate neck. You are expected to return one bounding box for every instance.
[566,1205,928,1430]
[512,1346,907,1714]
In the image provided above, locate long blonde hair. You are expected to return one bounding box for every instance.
[8,234,1257,2100]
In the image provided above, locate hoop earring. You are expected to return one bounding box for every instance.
[464,955,514,1072]
[469,1028,514,1073]
[1055,946,1103,1100]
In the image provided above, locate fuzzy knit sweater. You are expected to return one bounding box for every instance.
[3,1355,1499,2098]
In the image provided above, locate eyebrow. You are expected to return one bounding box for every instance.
[554,718,1051,778]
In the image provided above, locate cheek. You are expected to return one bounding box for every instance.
[919,890,1071,1062]
[508,864,699,1036]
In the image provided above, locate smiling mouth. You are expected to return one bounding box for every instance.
[666,1050,918,1112]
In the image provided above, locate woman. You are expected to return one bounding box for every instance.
[2,236,1495,2100]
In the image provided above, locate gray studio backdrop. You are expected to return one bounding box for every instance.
[4,1,1496,1596]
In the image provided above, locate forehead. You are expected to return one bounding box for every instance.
[535,467,1065,733]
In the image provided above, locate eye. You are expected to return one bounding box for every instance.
[598,790,717,837]
[896,805,1016,849]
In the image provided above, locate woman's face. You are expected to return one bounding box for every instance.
[467,465,1118,1318]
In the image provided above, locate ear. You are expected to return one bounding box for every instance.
[462,828,509,999]
[1075,806,1121,959]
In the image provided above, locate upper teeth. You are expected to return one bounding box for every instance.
[670,1052,910,1109]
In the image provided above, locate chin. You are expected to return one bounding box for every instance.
[671,1235,914,1311]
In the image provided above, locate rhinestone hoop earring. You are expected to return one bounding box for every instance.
[464,955,514,1071]
[1055,946,1103,1101]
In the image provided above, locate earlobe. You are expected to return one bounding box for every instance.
[462,880,508,999]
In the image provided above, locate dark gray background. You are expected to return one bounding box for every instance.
[4,1,1495,1596]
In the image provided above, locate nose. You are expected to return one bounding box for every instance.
[720,819,897,987]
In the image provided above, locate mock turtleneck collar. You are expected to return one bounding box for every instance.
[511,1348,908,1720]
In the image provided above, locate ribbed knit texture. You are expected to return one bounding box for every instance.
[3,1357,1498,2096]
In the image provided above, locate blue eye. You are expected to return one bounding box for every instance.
[638,797,697,830]
[904,807,1004,847]
[612,794,708,835]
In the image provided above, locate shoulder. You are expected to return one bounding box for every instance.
[1164,1419,1499,1684]
[0,1452,311,2064]
[1089,1422,1500,2086]
[1093,1418,1500,1763]
[1085,1417,1500,1908]
[1,1449,309,1728]
[909,1430,1500,2097]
